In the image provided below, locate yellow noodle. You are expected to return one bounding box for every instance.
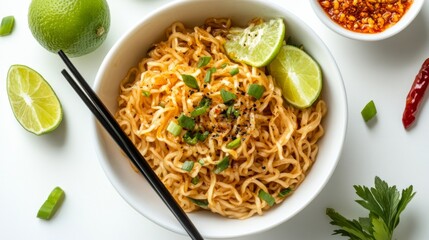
[115,18,327,219]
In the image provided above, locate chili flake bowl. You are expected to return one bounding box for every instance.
[310,0,424,41]
[92,0,347,238]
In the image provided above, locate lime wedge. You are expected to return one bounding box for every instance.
[7,65,63,135]
[224,18,285,67]
[268,45,322,108]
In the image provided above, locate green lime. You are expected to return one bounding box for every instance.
[28,0,110,57]
[224,18,285,67]
[7,65,63,135]
[268,45,322,108]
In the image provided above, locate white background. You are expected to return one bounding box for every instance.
[1,0,428,239]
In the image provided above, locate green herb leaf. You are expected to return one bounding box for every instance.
[0,16,15,36]
[187,197,208,208]
[326,176,416,240]
[258,190,275,207]
[181,74,199,90]
[214,156,229,174]
[197,56,212,68]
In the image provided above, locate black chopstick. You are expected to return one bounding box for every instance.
[58,50,203,240]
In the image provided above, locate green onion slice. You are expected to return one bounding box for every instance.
[247,84,265,100]
[198,159,205,165]
[204,67,216,83]
[226,137,241,149]
[230,67,239,76]
[258,189,275,207]
[182,160,194,172]
[196,131,209,142]
[191,176,200,185]
[214,156,230,174]
[220,63,228,68]
[278,188,292,198]
[167,121,182,136]
[191,106,208,117]
[0,16,15,36]
[181,74,199,90]
[361,100,377,122]
[178,114,195,130]
[142,90,150,97]
[197,56,212,68]
[183,131,198,145]
[220,89,237,104]
[37,186,65,220]
[187,197,209,208]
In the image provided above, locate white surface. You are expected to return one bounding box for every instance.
[0,0,428,239]
[92,0,346,239]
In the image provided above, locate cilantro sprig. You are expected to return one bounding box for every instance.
[326,176,416,240]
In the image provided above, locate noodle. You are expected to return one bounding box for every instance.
[115,18,327,219]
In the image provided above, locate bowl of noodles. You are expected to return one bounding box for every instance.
[92,0,347,238]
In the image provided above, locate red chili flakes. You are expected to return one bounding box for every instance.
[318,0,413,33]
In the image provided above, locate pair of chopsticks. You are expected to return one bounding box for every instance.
[58,50,203,240]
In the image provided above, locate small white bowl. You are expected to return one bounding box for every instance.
[310,0,424,41]
[92,0,347,238]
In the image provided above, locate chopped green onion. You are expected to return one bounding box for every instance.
[278,188,292,198]
[166,121,182,136]
[187,197,208,208]
[181,74,199,90]
[198,159,205,165]
[37,186,65,220]
[196,131,209,142]
[197,56,212,68]
[214,156,230,174]
[258,189,275,207]
[191,176,200,185]
[247,84,265,100]
[142,90,151,97]
[225,105,240,119]
[191,106,208,117]
[204,67,216,83]
[178,114,195,130]
[0,16,15,36]
[220,89,237,104]
[361,100,377,122]
[230,67,239,76]
[182,160,194,172]
[198,96,212,108]
[226,137,241,149]
[220,63,228,68]
[183,131,198,145]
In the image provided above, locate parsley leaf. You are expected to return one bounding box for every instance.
[326,176,415,240]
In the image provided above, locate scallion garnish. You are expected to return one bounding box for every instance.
[142,90,151,97]
[204,67,216,83]
[214,156,230,174]
[230,67,239,76]
[181,74,199,90]
[198,159,205,165]
[220,63,228,68]
[220,89,237,104]
[191,176,200,185]
[191,106,208,117]
[278,188,292,198]
[182,160,194,172]
[361,100,377,122]
[197,56,212,68]
[196,131,209,142]
[258,189,275,207]
[37,186,65,220]
[226,137,241,149]
[187,197,209,208]
[183,131,198,145]
[225,105,239,119]
[166,121,182,136]
[0,16,15,36]
[247,84,265,100]
[178,114,195,130]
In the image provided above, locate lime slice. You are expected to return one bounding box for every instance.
[268,45,322,108]
[7,65,63,135]
[224,18,285,67]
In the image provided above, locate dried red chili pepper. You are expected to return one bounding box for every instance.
[402,58,429,129]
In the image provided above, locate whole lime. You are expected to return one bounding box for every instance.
[28,0,110,57]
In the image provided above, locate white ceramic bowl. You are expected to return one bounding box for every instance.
[92,0,347,238]
[310,0,424,41]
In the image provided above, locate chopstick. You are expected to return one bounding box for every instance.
[58,50,204,240]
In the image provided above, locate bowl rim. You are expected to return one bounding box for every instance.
[92,0,348,238]
[309,0,425,41]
